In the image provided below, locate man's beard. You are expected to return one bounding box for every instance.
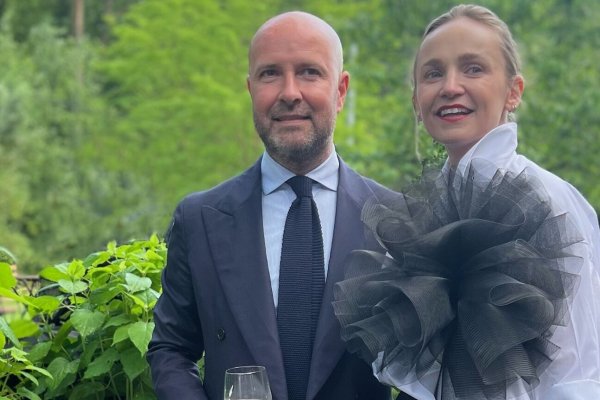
[254,113,335,167]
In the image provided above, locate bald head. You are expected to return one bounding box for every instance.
[246,11,350,175]
[249,11,344,76]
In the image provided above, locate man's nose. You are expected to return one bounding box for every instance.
[278,73,302,105]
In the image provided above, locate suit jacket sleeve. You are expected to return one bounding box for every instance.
[147,200,208,400]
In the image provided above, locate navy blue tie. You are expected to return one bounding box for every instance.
[277,176,325,400]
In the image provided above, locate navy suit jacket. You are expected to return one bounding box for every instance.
[148,157,392,400]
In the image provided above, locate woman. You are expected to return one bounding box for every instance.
[333,4,600,399]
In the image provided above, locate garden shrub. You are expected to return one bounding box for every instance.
[0,235,166,399]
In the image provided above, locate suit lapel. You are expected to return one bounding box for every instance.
[203,161,287,400]
[306,160,381,399]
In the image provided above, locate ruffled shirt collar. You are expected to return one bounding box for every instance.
[444,122,519,178]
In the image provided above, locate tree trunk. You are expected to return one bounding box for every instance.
[73,0,84,41]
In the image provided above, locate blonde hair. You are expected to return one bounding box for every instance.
[412,3,523,130]
[413,4,521,87]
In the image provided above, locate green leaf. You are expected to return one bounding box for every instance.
[17,387,42,400]
[0,287,31,305]
[18,370,39,386]
[113,324,130,344]
[51,320,74,352]
[0,263,16,288]
[67,294,87,306]
[124,272,152,293]
[8,346,30,362]
[120,346,148,381]
[70,309,105,338]
[107,241,117,254]
[0,332,4,349]
[0,316,21,348]
[149,233,160,246]
[108,298,124,312]
[29,295,61,313]
[25,364,53,379]
[88,250,111,267]
[0,358,14,374]
[58,279,88,294]
[27,342,52,363]
[67,260,86,280]
[80,338,100,368]
[83,347,119,379]
[104,314,133,328]
[88,285,120,306]
[87,266,116,280]
[126,288,159,309]
[145,249,163,261]
[9,318,39,338]
[46,357,79,390]
[68,382,105,400]
[115,245,131,259]
[128,321,154,356]
[39,266,69,283]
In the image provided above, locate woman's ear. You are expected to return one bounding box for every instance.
[412,95,422,121]
[506,74,525,111]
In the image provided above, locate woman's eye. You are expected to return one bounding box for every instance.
[424,70,442,80]
[466,65,483,74]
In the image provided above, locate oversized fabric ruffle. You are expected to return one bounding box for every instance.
[333,163,582,399]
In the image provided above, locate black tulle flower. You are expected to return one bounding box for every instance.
[333,164,582,399]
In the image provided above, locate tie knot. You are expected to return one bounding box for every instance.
[287,176,313,198]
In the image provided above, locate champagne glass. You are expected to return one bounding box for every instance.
[224,365,272,400]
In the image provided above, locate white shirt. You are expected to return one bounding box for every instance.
[389,123,600,399]
[261,151,338,307]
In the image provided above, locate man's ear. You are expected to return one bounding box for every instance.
[336,71,350,112]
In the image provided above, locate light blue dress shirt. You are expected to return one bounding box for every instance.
[261,150,339,307]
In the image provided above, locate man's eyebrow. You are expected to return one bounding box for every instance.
[420,58,442,69]
[296,62,324,69]
[254,63,279,70]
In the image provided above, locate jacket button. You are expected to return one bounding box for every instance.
[217,328,226,341]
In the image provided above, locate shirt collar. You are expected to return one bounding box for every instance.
[444,122,519,176]
[261,150,339,195]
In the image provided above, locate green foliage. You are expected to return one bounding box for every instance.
[511,0,600,205]
[0,262,51,399]
[0,0,141,43]
[93,0,275,215]
[1,0,599,273]
[0,15,158,270]
[0,237,166,399]
[0,248,16,265]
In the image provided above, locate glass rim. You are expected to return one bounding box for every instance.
[225,365,267,375]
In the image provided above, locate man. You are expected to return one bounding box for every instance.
[148,11,392,400]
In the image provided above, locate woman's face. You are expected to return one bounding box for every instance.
[413,17,523,164]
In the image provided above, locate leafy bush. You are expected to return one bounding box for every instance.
[0,235,166,399]
[0,263,52,399]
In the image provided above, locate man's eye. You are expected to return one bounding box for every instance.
[259,70,278,78]
[300,68,320,76]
